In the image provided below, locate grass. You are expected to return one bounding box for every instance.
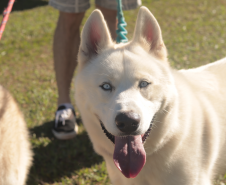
[0,0,226,184]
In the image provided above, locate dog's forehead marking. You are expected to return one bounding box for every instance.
[96,49,143,79]
[98,47,153,70]
[97,50,124,78]
[87,45,167,84]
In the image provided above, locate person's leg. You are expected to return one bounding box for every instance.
[52,11,85,140]
[49,0,90,140]
[54,12,85,106]
[96,5,117,40]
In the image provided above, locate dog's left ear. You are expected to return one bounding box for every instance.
[132,7,167,61]
[79,9,112,60]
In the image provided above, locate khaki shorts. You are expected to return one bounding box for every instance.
[49,0,141,13]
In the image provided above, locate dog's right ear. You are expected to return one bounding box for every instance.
[132,7,167,61]
[79,10,112,61]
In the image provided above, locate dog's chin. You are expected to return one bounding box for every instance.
[99,120,153,144]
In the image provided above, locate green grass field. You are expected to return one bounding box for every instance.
[0,0,226,184]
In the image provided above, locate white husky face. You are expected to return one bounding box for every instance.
[77,47,173,137]
[75,6,177,178]
[76,6,176,138]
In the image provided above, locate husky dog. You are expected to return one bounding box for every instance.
[75,6,226,185]
[0,86,32,185]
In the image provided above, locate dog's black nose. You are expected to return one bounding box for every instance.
[115,112,140,134]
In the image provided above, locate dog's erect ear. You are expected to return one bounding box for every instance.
[79,9,112,59]
[132,6,167,61]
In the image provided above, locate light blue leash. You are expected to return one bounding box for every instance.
[116,0,128,43]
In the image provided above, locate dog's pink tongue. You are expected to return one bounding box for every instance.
[113,135,146,178]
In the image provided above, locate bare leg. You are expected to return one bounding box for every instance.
[53,11,85,106]
[96,6,117,40]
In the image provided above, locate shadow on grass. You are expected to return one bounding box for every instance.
[0,0,48,14]
[28,120,104,184]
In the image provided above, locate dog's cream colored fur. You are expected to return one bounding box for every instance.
[75,6,226,185]
[0,86,32,185]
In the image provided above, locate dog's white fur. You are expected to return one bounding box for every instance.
[0,86,32,185]
[75,6,226,185]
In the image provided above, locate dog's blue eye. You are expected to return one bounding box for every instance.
[100,83,112,91]
[139,81,149,88]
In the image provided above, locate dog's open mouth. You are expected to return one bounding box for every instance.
[99,118,154,178]
[100,121,152,144]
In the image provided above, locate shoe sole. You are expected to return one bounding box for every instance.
[52,124,79,140]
